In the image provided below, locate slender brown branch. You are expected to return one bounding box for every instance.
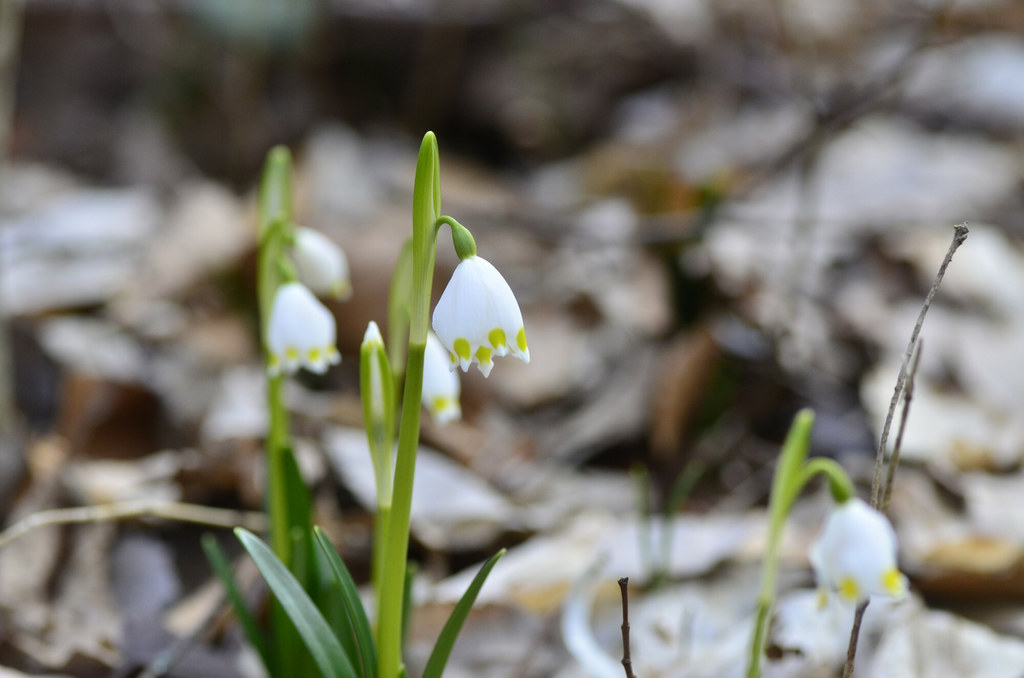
[870,223,968,507]
[844,343,923,678]
[618,577,638,678]
[847,223,968,678]
[882,339,923,512]
[842,601,870,678]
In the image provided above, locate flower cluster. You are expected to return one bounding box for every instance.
[431,255,529,378]
[809,498,908,604]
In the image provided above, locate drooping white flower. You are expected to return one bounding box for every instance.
[292,227,352,300]
[266,282,340,376]
[431,255,529,377]
[809,498,908,604]
[422,331,461,424]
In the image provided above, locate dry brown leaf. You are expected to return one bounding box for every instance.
[650,326,721,460]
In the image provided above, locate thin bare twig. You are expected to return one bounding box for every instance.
[870,223,968,507]
[882,339,923,512]
[0,498,267,550]
[843,600,870,678]
[618,577,638,678]
[872,225,966,507]
[845,223,968,678]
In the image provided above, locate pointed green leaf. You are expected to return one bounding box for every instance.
[410,132,439,343]
[421,549,505,678]
[201,534,270,672]
[282,448,313,539]
[281,446,317,587]
[259,146,293,237]
[236,528,357,678]
[313,528,378,678]
[771,409,815,520]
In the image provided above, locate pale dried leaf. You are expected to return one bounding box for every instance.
[324,426,519,550]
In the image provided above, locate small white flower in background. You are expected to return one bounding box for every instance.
[266,282,340,376]
[422,331,461,424]
[292,227,352,300]
[431,255,529,377]
[809,497,908,605]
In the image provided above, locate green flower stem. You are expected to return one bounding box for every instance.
[747,514,785,678]
[361,329,396,636]
[373,504,390,644]
[378,343,425,678]
[792,458,855,506]
[257,147,297,566]
[434,215,476,259]
[377,133,441,678]
[746,410,855,678]
[265,375,291,565]
[258,220,292,565]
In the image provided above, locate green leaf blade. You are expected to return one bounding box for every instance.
[422,549,506,678]
[201,534,271,672]
[313,527,378,678]
[236,528,357,678]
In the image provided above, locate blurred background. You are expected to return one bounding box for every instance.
[2,0,1024,676]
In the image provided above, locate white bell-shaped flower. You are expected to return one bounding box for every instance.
[422,331,461,424]
[266,282,341,376]
[431,255,529,377]
[292,227,352,300]
[809,498,908,604]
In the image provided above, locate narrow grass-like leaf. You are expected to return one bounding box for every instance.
[236,528,357,678]
[421,549,505,678]
[659,461,707,575]
[282,448,314,563]
[630,464,653,578]
[281,451,320,678]
[313,527,377,678]
[288,525,323,678]
[402,561,417,651]
[201,534,270,671]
